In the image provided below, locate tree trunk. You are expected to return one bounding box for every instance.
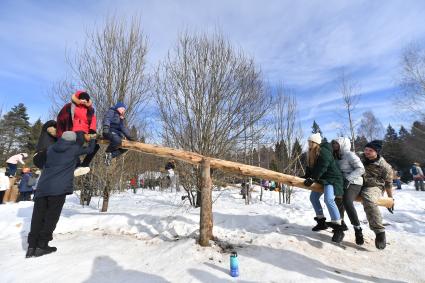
[199,158,213,246]
[101,180,110,212]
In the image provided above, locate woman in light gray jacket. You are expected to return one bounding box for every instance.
[332,137,365,245]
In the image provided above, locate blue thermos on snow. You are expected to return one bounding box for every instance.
[230,251,239,277]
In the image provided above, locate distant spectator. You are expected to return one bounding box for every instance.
[6,153,28,177]
[392,169,402,190]
[18,168,33,201]
[410,162,424,191]
[0,168,9,204]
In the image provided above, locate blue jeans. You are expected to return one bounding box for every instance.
[394,179,402,190]
[310,184,341,221]
[7,163,17,176]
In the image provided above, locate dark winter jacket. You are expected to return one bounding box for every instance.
[56,91,96,137]
[18,173,33,193]
[306,142,344,196]
[36,120,58,152]
[35,138,96,198]
[165,162,175,170]
[102,107,131,138]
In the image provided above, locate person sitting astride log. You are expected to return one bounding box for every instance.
[102,102,135,166]
[56,91,99,176]
[360,140,394,250]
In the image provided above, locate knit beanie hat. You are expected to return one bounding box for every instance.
[78,92,91,101]
[62,131,77,142]
[364,140,383,154]
[308,133,322,145]
[115,102,127,109]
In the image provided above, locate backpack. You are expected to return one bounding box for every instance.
[411,166,418,176]
[27,176,37,187]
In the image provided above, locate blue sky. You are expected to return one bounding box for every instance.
[1,0,425,142]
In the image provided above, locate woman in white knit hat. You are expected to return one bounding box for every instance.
[304,133,345,243]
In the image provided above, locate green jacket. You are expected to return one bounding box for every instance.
[306,142,344,196]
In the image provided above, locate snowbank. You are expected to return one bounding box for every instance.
[1,184,424,282]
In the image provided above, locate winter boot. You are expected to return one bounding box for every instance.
[341,220,348,231]
[375,232,386,250]
[328,220,348,231]
[34,242,57,257]
[312,217,328,231]
[354,227,364,245]
[331,224,345,243]
[25,247,36,258]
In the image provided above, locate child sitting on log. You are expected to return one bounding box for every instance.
[102,102,135,165]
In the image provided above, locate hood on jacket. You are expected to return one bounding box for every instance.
[321,141,333,152]
[72,90,93,107]
[114,102,127,110]
[52,138,76,153]
[334,137,351,153]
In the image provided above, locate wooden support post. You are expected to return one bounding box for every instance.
[199,158,213,246]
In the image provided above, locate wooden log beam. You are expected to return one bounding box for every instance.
[97,139,394,208]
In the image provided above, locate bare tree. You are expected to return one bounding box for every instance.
[338,70,360,151]
[399,43,425,119]
[272,84,302,173]
[50,16,150,127]
[155,31,270,207]
[49,17,150,211]
[357,111,384,141]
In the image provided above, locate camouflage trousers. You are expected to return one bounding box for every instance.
[361,186,385,234]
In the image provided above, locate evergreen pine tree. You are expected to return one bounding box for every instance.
[0,103,31,161]
[312,120,322,135]
[382,124,401,167]
[28,118,43,153]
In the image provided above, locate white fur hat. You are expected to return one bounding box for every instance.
[308,133,322,145]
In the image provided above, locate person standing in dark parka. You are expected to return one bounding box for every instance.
[26,131,96,258]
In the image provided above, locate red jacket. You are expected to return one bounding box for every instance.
[56,91,97,137]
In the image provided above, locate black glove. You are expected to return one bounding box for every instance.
[89,129,96,134]
[303,178,314,187]
[102,126,110,136]
[387,198,394,214]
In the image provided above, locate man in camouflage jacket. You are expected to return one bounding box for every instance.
[360,140,393,250]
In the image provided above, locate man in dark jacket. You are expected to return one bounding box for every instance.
[26,131,96,258]
[33,120,58,169]
[102,102,134,165]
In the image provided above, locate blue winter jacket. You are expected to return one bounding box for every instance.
[103,107,131,138]
[35,138,96,198]
[19,173,33,192]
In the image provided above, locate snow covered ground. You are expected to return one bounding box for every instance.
[1,183,424,283]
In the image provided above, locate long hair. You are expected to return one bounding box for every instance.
[307,142,321,168]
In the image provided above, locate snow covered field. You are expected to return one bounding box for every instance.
[1,183,424,283]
